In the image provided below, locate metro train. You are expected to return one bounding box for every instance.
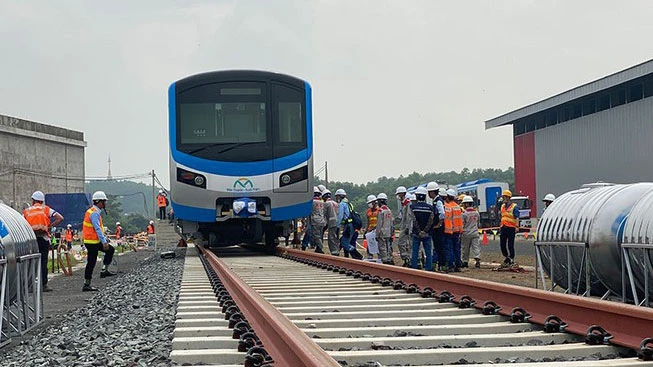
[168,70,314,247]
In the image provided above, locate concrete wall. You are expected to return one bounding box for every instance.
[534,96,653,214]
[0,115,86,209]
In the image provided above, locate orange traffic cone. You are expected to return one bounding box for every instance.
[363,239,368,249]
[482,231,488,246]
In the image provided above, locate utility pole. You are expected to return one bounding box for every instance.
[324,161,328,187]
[151,169,155,220]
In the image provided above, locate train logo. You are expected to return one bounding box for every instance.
[229,177,259,192]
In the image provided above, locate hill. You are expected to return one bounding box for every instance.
[85,180,156,217]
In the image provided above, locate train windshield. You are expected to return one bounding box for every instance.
[176,81,306,162]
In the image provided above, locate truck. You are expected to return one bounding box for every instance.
[455,179,509,228]
[507,195,533,230]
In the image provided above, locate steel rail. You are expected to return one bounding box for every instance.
[199,246,340,367]
[279,247,653,351]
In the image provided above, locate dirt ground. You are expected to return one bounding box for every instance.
[292,236,545,290]
[450,252,539,289]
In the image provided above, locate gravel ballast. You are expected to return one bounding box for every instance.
[2,252,185,367]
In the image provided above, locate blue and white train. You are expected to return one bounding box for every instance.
[168,70,314,247]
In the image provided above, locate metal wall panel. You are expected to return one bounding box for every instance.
[534,97,653,217]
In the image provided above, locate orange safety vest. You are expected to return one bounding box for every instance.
[82,206,103,244]
[116,226,122,238]
[443,201,463,234]
[501,203,518,228]
[366,207,380,231]
[157,194,167,208]
[147,224,155,234]
[65,229,73,242]
[23,204,52,234]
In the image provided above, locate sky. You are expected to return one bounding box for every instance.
[1,1,652,186]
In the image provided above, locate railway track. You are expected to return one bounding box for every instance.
[171,245,653,366]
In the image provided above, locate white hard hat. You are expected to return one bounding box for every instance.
[159,190,163,194]
[116,221,120,225]
[426,182,439,191]
[31,191,45,202]
[149,220,154,224]
[462,195,474,204]
[395,186,407,195]
[543,193,556,202]
[377,193,388,200]
[438,188,447,197]
[366,194,377,204]
[446,189,456,197]
[335,189,346,196]
[313,186,321,194]
[67,224,72,228]
[92,191,108,201]
[321,189,331,196]
[317,184,327,193]
[407,193,417,201]
[415,187,428,196]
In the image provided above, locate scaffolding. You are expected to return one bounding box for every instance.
[4,253,42,336]
[535,241,593,296]
[621,243,653,307]
[0,258,8,347]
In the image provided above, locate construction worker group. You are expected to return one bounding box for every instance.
[306,184,556,272]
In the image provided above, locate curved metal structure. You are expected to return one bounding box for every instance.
[621,190,653,302]
[537,183,653,300]
[0,202,43,337]
[0,203,39,301]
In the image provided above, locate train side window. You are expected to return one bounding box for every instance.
[272,83,307,158]
[278,102,302,143]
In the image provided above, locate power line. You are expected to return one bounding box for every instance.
[0,167,151,181]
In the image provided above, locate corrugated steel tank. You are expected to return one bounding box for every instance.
[621,190,653,301]
[0,202,39,300]
[537,183,653,300]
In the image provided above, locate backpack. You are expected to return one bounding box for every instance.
[347,202,363,230]
[350,210,363,230]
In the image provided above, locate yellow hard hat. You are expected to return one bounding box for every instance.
[502,189,512,197]
[458,194,465,201]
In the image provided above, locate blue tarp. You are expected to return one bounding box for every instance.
[45,193,92,231]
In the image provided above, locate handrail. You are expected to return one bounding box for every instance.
[280,247,653,350]
[199,246,340,367]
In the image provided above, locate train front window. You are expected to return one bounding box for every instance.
[177,81,307,162]
[177,82,272,162]
[180,102,266,144]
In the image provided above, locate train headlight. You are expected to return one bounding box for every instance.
[177,168,206,189]
[279,166,308,187]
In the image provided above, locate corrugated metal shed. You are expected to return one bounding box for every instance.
[534,97,653,214]
[485,59,653,129]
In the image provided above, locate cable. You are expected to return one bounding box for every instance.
[153,175,169,192]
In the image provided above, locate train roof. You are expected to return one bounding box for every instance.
[174,70,308,91]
